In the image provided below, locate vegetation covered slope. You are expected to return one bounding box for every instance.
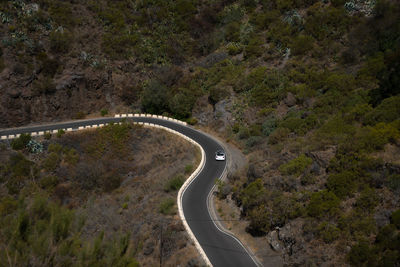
[0,124,201,266]
[1,0,400,265]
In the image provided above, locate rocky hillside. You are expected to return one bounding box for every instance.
[1,0,400,266]
[0,123,201,266]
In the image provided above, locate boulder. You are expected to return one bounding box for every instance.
[284,92,296,107]
[267,230,282,252]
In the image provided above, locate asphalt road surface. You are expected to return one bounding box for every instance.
[0,117,258,267]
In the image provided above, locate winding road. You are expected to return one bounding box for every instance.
[0,116,259,267]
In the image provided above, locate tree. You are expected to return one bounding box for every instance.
[11,134,31,150]
[141,80,169,114]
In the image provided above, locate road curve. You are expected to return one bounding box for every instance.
[0,117,258,267]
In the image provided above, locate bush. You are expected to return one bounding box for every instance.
[56,129,65,138]
[226,42,243,55]
[168,89,196,119]
[239,179,267,212]
[44,132,52,140]
[307,190,340,218]
[164,175,184,192]
[347,240,371,265]
[262,117,277,136]
[268,128,290,144]
[291,35,314,56]
[186,117,198,125]
[159,198,175,215]
[100,109,108,116]
[355,187,379,213]
[141,80,168,114]
[246,136,262,148]
[64,148,79,166]
[225,22,241,42]
[50,30,73,53]
[363,96,400,125]
[279,155,312,176]
[39,175,58,189]
[391,209,400,229]
[42,152,60,172]
[388,174,400,192]
[11,133,31,150]
[326,171,357,199]
[279,113,318,135]
[74,112,86,120]
[32,77,56,95]
[184,164,193,174]
[244,35,263,59]
[358,123,400,151]
[317,222,340,243]
[237,126,250,139]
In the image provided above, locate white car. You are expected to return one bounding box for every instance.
[215,150,226,161]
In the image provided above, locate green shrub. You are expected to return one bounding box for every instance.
[159,198,175,215]
[0,196,18,216]
[279,155,312,176]
[317,222,340,243]
[64,148,79,166]
[74,112,86,120]
[168,89,196,119]
[291,35,314,55]
[388,174,400,192]
[49,2,76,27]
[358,123,400,151]
[32,77,56,95]
[186,117,198,125]
[50,30,73,53]
[11,133,31,150]
[102,31,138,59]
[307,190,340,218]
[355,187,379,213]
[44,132,52,140]
[209,86,230,105]
[141,80,168,114]
[279,113,318,135]
[262,117,277,136]
[347,240,371,265]
[326,171,357,199]
[56,129,65,138]
[164,175,184,192]
[338,212,376,237]
[225,21,241,42]
[250,10,280,30]
[237,126,250,139]
[239,179,267,211]
[268,127,290,144]
[220,3,245,25]
[42,152,60,172]
[226,42,243,55]
[184,164,193,174]
[250,70,286,107]
[100,109,108,116]
[244,35,263,59]
[9,153,34,178]
[363,95,400,125]
[247,205,270,234]
[391,209,400,229]
[246,136,262,148]
[48,143,63,154]
[39,175,59,189]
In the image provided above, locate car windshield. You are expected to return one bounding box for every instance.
[216,151,224,156]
